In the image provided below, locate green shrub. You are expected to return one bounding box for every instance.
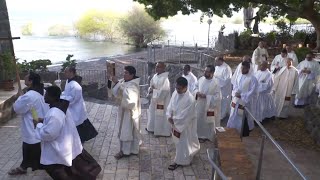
[0,52,15,80]
[295,47,311,62]
[61,54,77,72]
[18,59,52,72]
[293,30,307,41]
[239,29,252,48]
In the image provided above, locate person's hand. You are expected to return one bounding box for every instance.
[18,90,24,96]
[168,117,174,125]
[196,92,206,98]
[33,119,38,128]
[111,76,118,83]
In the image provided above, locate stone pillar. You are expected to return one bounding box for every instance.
[0,0,13,54]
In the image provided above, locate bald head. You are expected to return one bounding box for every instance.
[156,62,166,74]
[242,55,251,63]
[260,61,268,71]
[258,41,264,48]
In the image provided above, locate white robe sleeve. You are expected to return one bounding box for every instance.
[241,77,258,104]
[112,81,122,97]
[13,95,31,114]
[193,79,200,96]
[252,49,258,65]
[35,116,64,142]
[270,56,278,72]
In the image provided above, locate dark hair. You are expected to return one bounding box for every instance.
[68,66,76,74]
[242,61,251,69]
[176,77,188,87]
[184,64,191,71]
[216,56,224,61]
[206,65,215,73]
[281,49,287,54]
[29,71,41,86]
[46,86,61,101]
[28,71,44,95]
[124,66,136,76]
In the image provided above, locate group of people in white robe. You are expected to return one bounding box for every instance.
[10,68,101,179]
[110,49,319,171]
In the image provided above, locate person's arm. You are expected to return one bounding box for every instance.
[35,115,64,141]
[13,94,31,115]
[241,77,258,104]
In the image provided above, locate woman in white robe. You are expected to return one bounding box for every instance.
[8,72,49,176]
[35,86,101,180]
[166,77,200,170]
[112,66,142,159]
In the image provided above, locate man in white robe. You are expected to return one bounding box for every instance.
[61,66,98,143]
[182,64,197,92]
[194,65,222,142]
[166,77,200,170]
[286,45,299,67]
[35,86,101,180]
[8,72,49,176]
[254,61,276,122]
[272,58,298,118]
[231,55,257,86]
[111,66,141,159]
[294,53,320,107]
[214,56,232,119]
[146,62,171,136]
[270,49,288,75]
[252,41,269,70]
[227,61,258,136]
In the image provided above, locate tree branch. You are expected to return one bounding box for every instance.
[248,0,300,17]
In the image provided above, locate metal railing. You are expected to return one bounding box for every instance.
[76,69,107,84]
[242,107,308,180]
[147,44,216,68]
[207,149,228,180]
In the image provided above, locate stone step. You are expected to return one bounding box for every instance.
[216,128,255,180]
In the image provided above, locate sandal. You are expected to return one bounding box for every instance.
[8,167,27,175]
[168,163,181,170]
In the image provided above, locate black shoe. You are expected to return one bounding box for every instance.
[145,128,154,133]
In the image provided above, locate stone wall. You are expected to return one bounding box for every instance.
[304,92,320,145]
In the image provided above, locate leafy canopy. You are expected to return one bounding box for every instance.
[134,0,320,22]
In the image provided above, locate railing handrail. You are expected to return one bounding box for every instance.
[206,149,228,180]
[244,107,308,180]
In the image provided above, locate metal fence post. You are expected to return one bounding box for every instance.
[256,135,266,180]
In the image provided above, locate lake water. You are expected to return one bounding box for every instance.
[12,36,143,64]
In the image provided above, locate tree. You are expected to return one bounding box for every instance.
[119,6,166,48]
[61,54,77,72]
[48,24,72,36]
[135,0,320,49]
[21,22,33,36]
[74,10,121,41]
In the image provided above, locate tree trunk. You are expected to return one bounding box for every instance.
[304,14,320,50]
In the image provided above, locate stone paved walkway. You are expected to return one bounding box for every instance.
[0,101,214,180]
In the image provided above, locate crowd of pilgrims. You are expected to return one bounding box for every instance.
[8,41,320,178]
